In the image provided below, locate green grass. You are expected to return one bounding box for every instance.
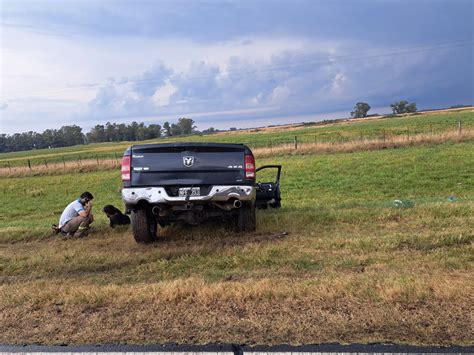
[1,141,472,239]
[0,170,123,238]
[0,123,473,346]
[1,110,472,167]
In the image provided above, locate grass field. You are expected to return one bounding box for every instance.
[1,109,472,167]
[0,111,473,346]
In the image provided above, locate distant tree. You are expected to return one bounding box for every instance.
[105,122,116,142]
[0,134,6,153]
[147,124,162,139]
[202,127,218,134]
[230,127,237,131]
[135,122,147,141]
[170,123,181,136]
[351,102,371,118]
[59,125,84,146]
[406,102,417,113]
[41,129,57,147]
[116,123,128,141]
[129,121,139,140]
[177,117,196,135]
[449,104,469,109]
[87,125,106,143]
[391,100,417,114]
[2,119,193,152]
[163,122,171,136]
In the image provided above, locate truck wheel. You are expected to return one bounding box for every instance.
[131,208,156,243]
[235,203,256,232]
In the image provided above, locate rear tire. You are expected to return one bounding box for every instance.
[235,203,256,232]
[131,208,156,243]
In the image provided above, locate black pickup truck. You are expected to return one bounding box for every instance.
[121,142,281,243]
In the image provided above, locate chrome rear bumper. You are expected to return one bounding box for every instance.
[122,185,255,205]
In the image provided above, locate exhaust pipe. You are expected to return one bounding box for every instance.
[233,200,242,209]
[152,204,170,217]
[151,205,162,215]
[211,199,243,211]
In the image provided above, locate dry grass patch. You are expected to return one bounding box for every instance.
[254,129,473,158]
[0,158,120,177]
[1,202,473,345]
[1,273,472,346]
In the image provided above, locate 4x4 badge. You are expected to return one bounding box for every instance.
[183,156,194,167]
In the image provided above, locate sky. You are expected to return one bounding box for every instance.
[0,0,473,134]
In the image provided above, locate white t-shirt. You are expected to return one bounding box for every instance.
[59,199,84,228]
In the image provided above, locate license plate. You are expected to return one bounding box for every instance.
[178,187,200,197]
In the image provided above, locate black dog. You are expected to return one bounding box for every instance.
[103,205,131,228]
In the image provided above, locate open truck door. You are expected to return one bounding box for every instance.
[255,165,282,209]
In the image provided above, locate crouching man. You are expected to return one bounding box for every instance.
[58,191,94,237]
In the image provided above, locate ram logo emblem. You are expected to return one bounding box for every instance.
[183,156,194,167]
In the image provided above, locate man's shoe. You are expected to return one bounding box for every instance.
[73,226,90,238]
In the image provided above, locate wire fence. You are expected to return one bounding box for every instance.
[0,121,471,176]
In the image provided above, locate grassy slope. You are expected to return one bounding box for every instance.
[1,110,472,167]
[1,141,472,237]
[1,141,473,345]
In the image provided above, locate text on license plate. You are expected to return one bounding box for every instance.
[179,187,200,197]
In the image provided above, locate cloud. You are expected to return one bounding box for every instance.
[152,81,177,107]
[31,37,468,134]
[268,85,291,104]
[81,43,419,124]
[171,61,222,102]
[88,83,120,110]
[1,0,472,135]
[329,72,347,95]
[4,1,471,47]
[133,62,173,97]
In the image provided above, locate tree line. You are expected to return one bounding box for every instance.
[0,100,422,153]
[0,118,200,153]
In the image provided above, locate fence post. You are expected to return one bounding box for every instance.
[294,136,298,150]
[114,152,118,165]
[407,127,410,140]
[96,155,100,165]
[458,121,462,135]
[44,159,48,168]
[7,161,11,173]
[27,159,32,171]
[360,132,363,141]
[78,156,82,166]
[430,124,433,136]
[62,157,66,169]
[383,130,386,142]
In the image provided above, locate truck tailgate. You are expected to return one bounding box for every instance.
[130,144,247,186]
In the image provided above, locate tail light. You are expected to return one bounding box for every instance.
[121,155,131,181]
[245,154,255,179]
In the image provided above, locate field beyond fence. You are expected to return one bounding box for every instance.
[1,125,472,177]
